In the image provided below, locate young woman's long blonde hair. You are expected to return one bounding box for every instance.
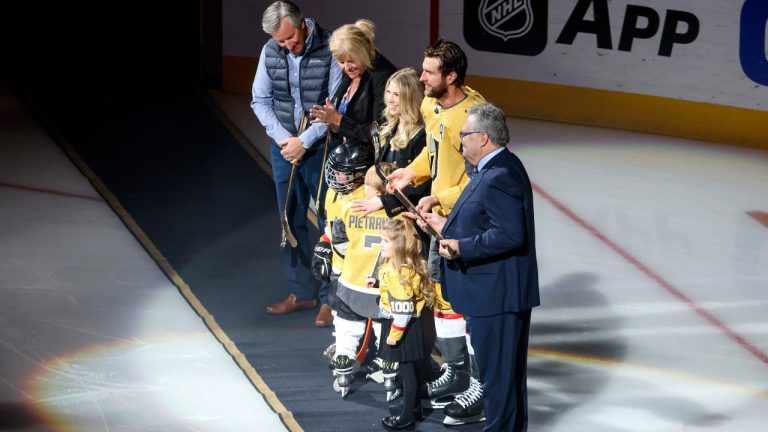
[379,68,424,151]
[380,219,434,306]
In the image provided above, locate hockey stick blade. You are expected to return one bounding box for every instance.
[280,214,298,248]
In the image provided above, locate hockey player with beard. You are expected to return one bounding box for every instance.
[387,39,486,425]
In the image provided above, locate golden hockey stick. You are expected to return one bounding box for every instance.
[280,113,309,248]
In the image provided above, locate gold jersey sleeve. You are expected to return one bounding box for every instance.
[413,86,486,216]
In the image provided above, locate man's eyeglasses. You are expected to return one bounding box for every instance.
[459,131,484,140]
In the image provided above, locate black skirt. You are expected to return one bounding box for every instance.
[379,308,435,363]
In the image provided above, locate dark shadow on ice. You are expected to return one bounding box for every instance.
[528,272,627,428]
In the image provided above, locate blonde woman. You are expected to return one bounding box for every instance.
[350,68,430,218]
[310,19,396,148]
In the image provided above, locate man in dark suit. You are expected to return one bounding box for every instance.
[421,103,540,431]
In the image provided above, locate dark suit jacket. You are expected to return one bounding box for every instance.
[331,52,397,147]
[441,148,540,317]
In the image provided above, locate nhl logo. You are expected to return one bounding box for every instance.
[464,0,547,56]
[478,0,534,41]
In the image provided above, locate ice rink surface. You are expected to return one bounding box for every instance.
[0,87,287,432]
[1,85,766,431]
[512,119,768,431]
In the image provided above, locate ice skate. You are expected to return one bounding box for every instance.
[332,354,354,398]
[365,357,385,384]
[422,361,470,408]
[382,360,400,402]
[443,377,485,425]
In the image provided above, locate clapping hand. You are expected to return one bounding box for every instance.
[309,98,341,132]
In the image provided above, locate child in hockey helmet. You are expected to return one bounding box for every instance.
[325,142,375,194]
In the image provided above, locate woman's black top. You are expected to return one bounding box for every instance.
[330,51,397,147]
[379,127,431,218]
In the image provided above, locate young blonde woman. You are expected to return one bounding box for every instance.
[350,67,430,218]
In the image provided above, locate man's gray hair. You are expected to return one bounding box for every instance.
[262,1,303,34]
[467,103,509,147]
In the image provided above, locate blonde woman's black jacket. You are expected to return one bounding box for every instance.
[330,52,397,147]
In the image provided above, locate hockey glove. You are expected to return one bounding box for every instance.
[311,236,332,281]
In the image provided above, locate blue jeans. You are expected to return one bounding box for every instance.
[270,140,330,303]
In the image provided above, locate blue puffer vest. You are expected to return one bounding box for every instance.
[264,19,334,135]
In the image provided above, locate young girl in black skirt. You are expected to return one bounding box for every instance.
[374,219,435,429]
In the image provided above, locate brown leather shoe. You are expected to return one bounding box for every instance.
[266,294,317,315]
[314,303,334,327]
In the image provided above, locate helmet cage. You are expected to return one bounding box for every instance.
[325,161,366,194]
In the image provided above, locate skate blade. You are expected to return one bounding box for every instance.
[423,394,455,408]
[443,413,486,426]
[323,343,336,360]
[340,386,349,399]
[366,370,384,384]
[385,388,402,402]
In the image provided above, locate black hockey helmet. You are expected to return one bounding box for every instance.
[325,142,375,194]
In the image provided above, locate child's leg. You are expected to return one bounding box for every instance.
[371,320,382,351]
[398,361,417,421]
[332,314,366,398]
[333,315,366,359]
[383,361,419,428]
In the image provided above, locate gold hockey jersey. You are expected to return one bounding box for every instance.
[378,262,428,342]
[326,187,365,275]
[410,86,485,216]
[334,190,393,318]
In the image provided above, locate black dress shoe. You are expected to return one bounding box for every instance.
[382,415,415,430]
